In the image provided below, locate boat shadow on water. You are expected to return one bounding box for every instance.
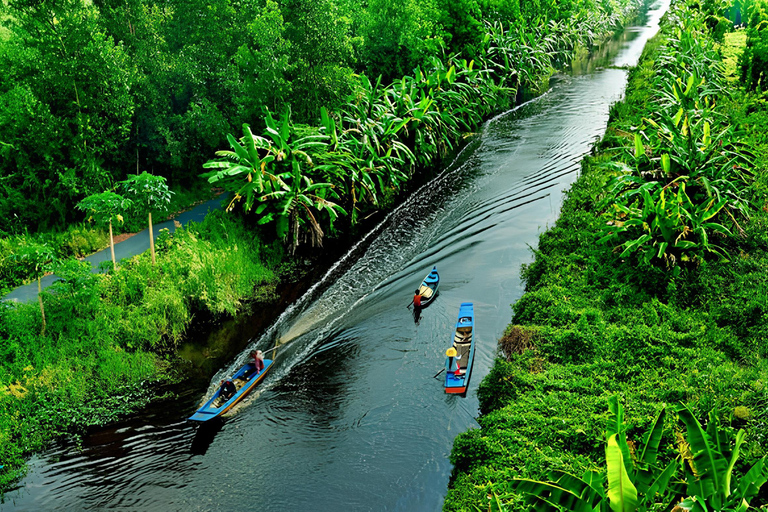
[189,417,225,456]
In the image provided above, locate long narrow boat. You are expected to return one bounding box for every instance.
[444,303,475,394]
[415,266,439,307]
[188,358,274,422]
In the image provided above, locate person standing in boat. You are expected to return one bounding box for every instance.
[244,350,264,379]
[413,289,422,308]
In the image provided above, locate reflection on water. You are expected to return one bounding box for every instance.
[2,2,668,511]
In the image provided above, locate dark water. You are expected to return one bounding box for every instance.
[3,3,668,511]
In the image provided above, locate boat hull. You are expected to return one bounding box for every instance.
[417,266,439,307]
[444,303,475,395]
[189,359,273,422]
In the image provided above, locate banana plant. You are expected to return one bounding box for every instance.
[315,108,375,226]
[675,404,768,511]
[255,159,346,255]
[600,36,752,268]
[599,174,735,265]
[201,123,278,212]
[262,108,330,164]
[512,398,768,512]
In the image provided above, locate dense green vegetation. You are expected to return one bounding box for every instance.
[0,0,643,497]
[0,181,217,296]
[202,0,646,253]
[0,0,639,236]
[0,211,281,491]
[1,0,640,291]
[444,1,768,510]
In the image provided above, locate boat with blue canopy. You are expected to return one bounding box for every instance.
[189,357,274,422]
[444,303,475,394]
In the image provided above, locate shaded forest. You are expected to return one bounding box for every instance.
[0,0,619,234]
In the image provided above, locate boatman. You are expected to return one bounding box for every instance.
[446,347,457,374]
[413,289,422,308]
[219,379,236,400]
[244,350,264,379]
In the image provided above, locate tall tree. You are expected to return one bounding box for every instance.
[0,0,135,229]
[357,0,446,81]
[76,192,133,271]
[119,172,172,265]
[282,0,356,120]
[234,0,293,122]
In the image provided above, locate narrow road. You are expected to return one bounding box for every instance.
[1,195,226,303]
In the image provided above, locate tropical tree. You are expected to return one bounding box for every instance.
[281,0,356,119]
[314,107,373,226]
[12,243,55,335]
[76,191,133,271]
[234,0,293,119]
[257,159,346,254]
[201,123,279,212]
[203,109,346,253]
[512,398,768,512]
[0,0,135,229]
[119,172,173,265]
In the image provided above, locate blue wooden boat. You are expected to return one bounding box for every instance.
[189,358,274,422]
[444,303,475,394]
[415,266,439,307]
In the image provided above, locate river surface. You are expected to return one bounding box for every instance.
[3,3,668,510]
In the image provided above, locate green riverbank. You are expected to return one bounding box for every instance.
[444,1,768,511]
[0,211,283,491]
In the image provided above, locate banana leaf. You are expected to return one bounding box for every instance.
[606,433,638,512]
[675,404,727,504]
[514,478,599,512]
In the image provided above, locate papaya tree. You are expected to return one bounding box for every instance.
[119,172,173,265]
[76,191,132,271]
[12,243,55,335]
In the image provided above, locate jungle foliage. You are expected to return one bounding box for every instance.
[0,0,638,237]
[0,211,282,491]
[0,0,643,494]
[203,0,641,253]
[444,1,768,511]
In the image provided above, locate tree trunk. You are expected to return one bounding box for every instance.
[349,179,358,228]
[38,277,46,336]
[109,219,117,271]
[149,211,155,265]
[291,209,299,255]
